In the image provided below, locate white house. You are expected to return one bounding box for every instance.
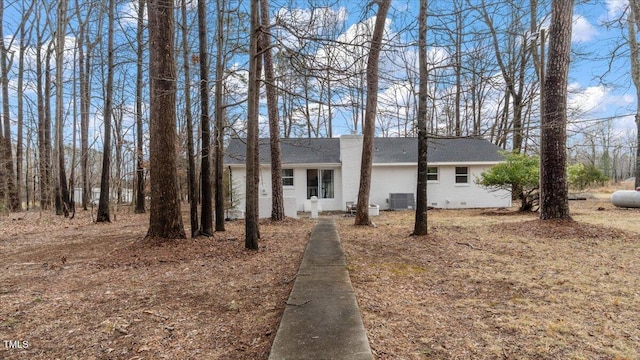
[224,135,511,217]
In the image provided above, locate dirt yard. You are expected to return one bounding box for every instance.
[338,194,640,359]
[0,208,312,359]
[2,193,640,359]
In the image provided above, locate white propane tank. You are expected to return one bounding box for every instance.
[610,189,640,208]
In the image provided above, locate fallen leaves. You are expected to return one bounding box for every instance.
[0,207,312,359]
[339,196,640,359]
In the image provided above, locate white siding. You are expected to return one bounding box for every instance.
[227,136,511,213]
[229,164,343,215]
[425,164,511,208]
[370,165,417,209]
[339,135,364,210]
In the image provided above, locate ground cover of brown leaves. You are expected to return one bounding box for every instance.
[338,195,640,359]
[0,207,312,359]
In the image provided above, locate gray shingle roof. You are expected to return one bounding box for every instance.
[224,137,504,165]
[225,138,341,165]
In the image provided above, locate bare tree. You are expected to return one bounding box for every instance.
[181,0,199,237]
[73,0,92,211]
[147,0,186,239]
[245,0,260,249]
[0,0,20,211]
[355,0,391,226]
[260,0,284,221]
[478,0,536,152]
[627,0,640,189]
[198,0,213,236]
[35,4,53,210]
[97,0,115,222]
[17,3,34,210]
[413,0,428,236]
[539,0,573,220]
[213,0,226,231]
[134,0,146,214]
[55,0,72,216]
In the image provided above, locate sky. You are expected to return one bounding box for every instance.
[263,0,640,140]
[1,0,639,150]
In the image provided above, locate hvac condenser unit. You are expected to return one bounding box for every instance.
[389,193,415,210]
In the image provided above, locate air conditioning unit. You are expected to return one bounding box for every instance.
[389,193,415,210]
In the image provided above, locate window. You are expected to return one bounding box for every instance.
[321,170,334,198]
[307,169,334,199]
[427,166,438,181]
[455,166,469,184]
[282,169,294,186]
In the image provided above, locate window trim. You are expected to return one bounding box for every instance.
[455,166,469,185]
[306,169,335,199]
[282,168,294,187]
[427,166,439,182]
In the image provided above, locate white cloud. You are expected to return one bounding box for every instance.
[119,0,148,27]
[568,83,608,114]
[572,15,597,43]
[568,83,634,119]
[275,7,349,50]
[606,0,628,19]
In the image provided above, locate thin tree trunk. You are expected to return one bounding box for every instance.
[97,0,115,222]
[0,0,19,211]
[260,0,284,221]
[182,0,199,237]
[214,0,226,231]
[198,0,213,236]
[70,44,77,213]
[55,0,71,216]
[355,0,390,226]
[539,0,573,220]
[76,0,91,211]
[135,0,146,214]
[628,0,640,189]
[245,0,260,249]
[42,43,54,210]
[413,0,428,236]
[16,14,29,211]
[36,19,47,210]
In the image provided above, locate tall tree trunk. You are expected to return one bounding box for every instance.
[16,12,30,211]
[113,105,124,204]
[97,0,115,222]
[55,0,71,216]
[147,0,186,239]
[413,0,428,236]
[260,0,284,221]
[198,0,213,236]
[628,0,640,189]
[70,42,77,213]
[213,0,226,231]
[245,0,260,249]
[355,0,390,226]
[0,0,19,211]
[36,23,47,209]
[135,0,146,214]
[454,0,462,137]
[42,43,54,210]
[539,0,573,220]
[181,0,199,237]
[76,0,91,211]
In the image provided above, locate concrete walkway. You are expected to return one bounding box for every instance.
[268,218,373,360]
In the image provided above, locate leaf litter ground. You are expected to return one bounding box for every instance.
[0,208,311,359]
[338,194,640,359]
[2,193,640,359]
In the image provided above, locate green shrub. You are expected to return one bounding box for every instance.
[567,163,608,191]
